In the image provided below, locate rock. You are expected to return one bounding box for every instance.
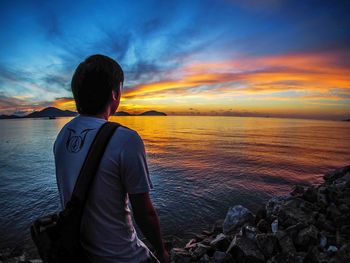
[326,203,341,219]
[212,220,224,234]
[226,235,265,262]
[213,251,226,263]
[291,185,305,197]
[277,199,315,227]
[284,222,307,242]
[324,166,350,183]
[199,254,210,263]
[340,225,350,238]
[271,219,278,234]
[201,237,214,246]
[171,248,192,263]
[339,203,349,213]
[255,207,267,224]
[256,233,278,258]
[171,166,350,263]
[192,245,208,260]
[266,196,290,219]
[210,233,226,246]
[285,222,307,234]
[327,245,338,254]
[209,233,230,252]
[257,219,270,233]
[315,213,336,233]
[317,186,328,207]
[336,228,350,245]
[330,242,350,263]
[267,252,306,263]
[304,246,329,263]
[241,225,258,241]
[295,225,319,248]
[319,232,327,248]
[185,239,197,249]
[302,186,317,203]
[299,200,318,213]
[223,205,254,234]
[276,231,296,254]
[196,234,209,242]
[202,230,213,236]
[0,247,26,263]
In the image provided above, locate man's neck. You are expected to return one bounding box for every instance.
[81,111,109,121]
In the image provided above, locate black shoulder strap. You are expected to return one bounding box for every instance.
[71,121,120,204]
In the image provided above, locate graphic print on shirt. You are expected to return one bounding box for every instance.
[66,128,95,153]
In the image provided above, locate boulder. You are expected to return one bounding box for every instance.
[257,219,270,233]
[171,248,192,263]
[326,203,341,219]
[304,246,329,263]
[276,231,296,254]
[213,251,226,263]
[317,186,328,207]
[330,242,350,263]
[223,205,254,234]
[256,233,278,258]
[210,233,226,247]
[199,254,210,263]
[226,235,265,263]
[302,186,317,203]
[267,252,306,263]
[324,166,350,183]
[209,233,230,251]
[266,196,290,219]
[192,245,208,260]
[241,225,258,241]
[295,225,318,248]
[291,185,305,197]
[255,207,267,224]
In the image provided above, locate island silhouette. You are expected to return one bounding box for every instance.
[0,107,167,119]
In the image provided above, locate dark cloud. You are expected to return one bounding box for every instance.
[42,74,70,91]
[0,65,34,83]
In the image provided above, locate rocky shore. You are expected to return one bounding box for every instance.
[170,166,350,263]
[1,166,349,263]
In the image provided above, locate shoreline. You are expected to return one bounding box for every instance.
[1,166,349,262]
[170,166,350,263]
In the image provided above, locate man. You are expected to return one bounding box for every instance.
[53,54,170,263]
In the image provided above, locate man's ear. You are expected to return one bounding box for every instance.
[112,89,119,101]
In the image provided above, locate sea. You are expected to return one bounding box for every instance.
[0,116,349,256]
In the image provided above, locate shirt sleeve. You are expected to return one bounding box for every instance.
[120,131,153,194]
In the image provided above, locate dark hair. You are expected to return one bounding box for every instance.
[71,54,124,115]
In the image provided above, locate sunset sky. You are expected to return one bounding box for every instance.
[0,0,349,119]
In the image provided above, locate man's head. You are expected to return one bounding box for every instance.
[71,54,124,115]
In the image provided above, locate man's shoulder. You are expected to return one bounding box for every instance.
[114,125,143,145]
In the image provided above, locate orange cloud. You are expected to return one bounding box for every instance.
[122,50,350,101]
[51,97,76,111]
[46,50,349,119]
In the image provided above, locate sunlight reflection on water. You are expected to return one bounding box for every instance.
[0,116,349,253]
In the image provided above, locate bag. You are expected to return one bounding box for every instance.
[31,122,120,263]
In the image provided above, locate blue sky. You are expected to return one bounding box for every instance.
[0,0,349,119]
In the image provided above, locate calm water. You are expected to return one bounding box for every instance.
[0,116,349,254]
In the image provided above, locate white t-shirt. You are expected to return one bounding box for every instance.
[54,115,153,263]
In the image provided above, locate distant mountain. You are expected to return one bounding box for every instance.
[113,110,167,116]
[139,110,167,116]
[0,114,21,119]
[114,111,131,116]
[0,107,167,119]
[25,107,77,118]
